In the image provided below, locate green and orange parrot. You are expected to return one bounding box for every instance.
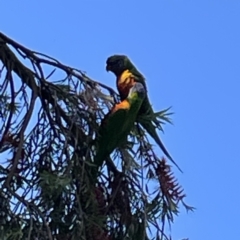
[106,55,182,172]
[93,82,146,177]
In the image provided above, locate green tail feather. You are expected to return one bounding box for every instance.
[140,120,182,172]
[137,96,182,172]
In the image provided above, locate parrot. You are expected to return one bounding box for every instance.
[106,55,182,172]
[93,82,146,178]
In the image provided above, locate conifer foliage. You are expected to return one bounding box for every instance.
[0,32,193,240]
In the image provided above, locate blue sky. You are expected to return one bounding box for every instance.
[1,1,240,239]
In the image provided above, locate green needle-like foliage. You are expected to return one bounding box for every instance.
[0,32,193,240]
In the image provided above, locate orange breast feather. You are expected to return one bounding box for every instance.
[101,100,130,128]
[111,100,130,114]
[117,70,136,100]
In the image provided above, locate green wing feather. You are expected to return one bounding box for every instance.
[93,83,146,177]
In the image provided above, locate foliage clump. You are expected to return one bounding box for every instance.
[0,32,193,240]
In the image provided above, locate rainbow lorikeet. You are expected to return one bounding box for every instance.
[106,55,182,172]
[93,82,146,175]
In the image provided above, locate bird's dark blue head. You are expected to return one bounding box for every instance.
[106,55,129,76]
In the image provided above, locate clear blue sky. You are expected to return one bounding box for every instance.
[1,1,240,239]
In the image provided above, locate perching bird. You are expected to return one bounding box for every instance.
[93,82,146,176]
[106,55,182,172]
